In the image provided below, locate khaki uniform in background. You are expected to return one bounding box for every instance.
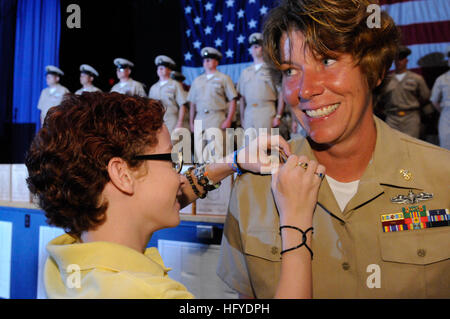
[149,79,187,133]
[75,85,101,95]
[431,70,450,149]
[111,79,146,97]
[380,71,430,138]
[237,63,277,133]
[217,116,450,298]
[37,84,70,126]
[188,71,237,161]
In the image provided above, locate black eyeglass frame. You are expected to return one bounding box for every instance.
[132,151,183,173]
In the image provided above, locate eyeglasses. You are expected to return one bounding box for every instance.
[132,150,183,173]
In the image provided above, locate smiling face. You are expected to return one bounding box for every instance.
[280,30,373,146]
[134,125,183,230]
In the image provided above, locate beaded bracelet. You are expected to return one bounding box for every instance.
[185,167,206,199]
[194,164,221,192]
[279,226,314,259]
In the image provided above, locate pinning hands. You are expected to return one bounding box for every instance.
[271,155,326,226]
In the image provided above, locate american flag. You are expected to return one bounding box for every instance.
[380,0,450,74]
[181,0,277,84]
[181,0,449,84]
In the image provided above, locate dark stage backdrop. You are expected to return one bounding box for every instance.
[0,0,17,162]
[59,0,184,94]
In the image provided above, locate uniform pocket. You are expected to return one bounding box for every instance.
[379,227,450,265]
[403,80,417,91]
[243,229,281,262]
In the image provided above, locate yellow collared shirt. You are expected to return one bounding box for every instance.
[44,234,194,299]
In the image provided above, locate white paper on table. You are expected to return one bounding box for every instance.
[36,226,65,299]
[0,164,11,201]
[158,239,238,299]
[195,176,232,215]
[0,221,13,299]
[179,203,193,214]
[11,164,30,202]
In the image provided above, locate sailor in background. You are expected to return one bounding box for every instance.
[378,46,431,138]
[237,33,281,138]
[430,47,450,150]
[37,65,70,127]
[75,64,102,95]
[187,47,238,163]
[170,70,191,131]
[110,58,146,97]
[148,55,188,134]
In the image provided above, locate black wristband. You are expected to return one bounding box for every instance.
[279,225,314,259]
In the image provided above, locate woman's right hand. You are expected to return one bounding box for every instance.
[271,155,325,226]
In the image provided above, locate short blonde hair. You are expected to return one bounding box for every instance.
[263,0,400,89]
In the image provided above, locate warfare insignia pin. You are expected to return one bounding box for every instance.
[390,189,433,204]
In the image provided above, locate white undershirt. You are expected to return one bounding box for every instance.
[325,175,360,212]
[159,80,168,86]
[395,73,407,82]
[254,63,263,71]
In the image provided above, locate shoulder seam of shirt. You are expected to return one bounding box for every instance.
[399,135,448,153]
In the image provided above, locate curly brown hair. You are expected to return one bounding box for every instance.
[263,0,400,90]
[25,92,165,237]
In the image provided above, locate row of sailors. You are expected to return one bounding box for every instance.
[37,33,297,144]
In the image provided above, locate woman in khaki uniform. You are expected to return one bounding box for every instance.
[217,0,450,298]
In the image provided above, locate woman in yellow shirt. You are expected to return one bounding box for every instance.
[25,92,324,298]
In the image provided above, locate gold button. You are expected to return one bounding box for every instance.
[271,246,278,255]
[417,249,426,257]
[342,262,350,271]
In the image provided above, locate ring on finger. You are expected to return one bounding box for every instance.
[297,162,308,170]
[314,172,325,179]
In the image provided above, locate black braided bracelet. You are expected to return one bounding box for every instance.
[279,225,314,259]
[185,167,206,199]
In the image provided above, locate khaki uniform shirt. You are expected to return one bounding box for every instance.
[111,78,146,97]
[37,84,70,125]
[237,63,277,131]
[187,71,237,129]
[75,85,102,95]
[149,79,187,133]
[431,70,450,149]
[380,71,430,138]
[217,116,450,298]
